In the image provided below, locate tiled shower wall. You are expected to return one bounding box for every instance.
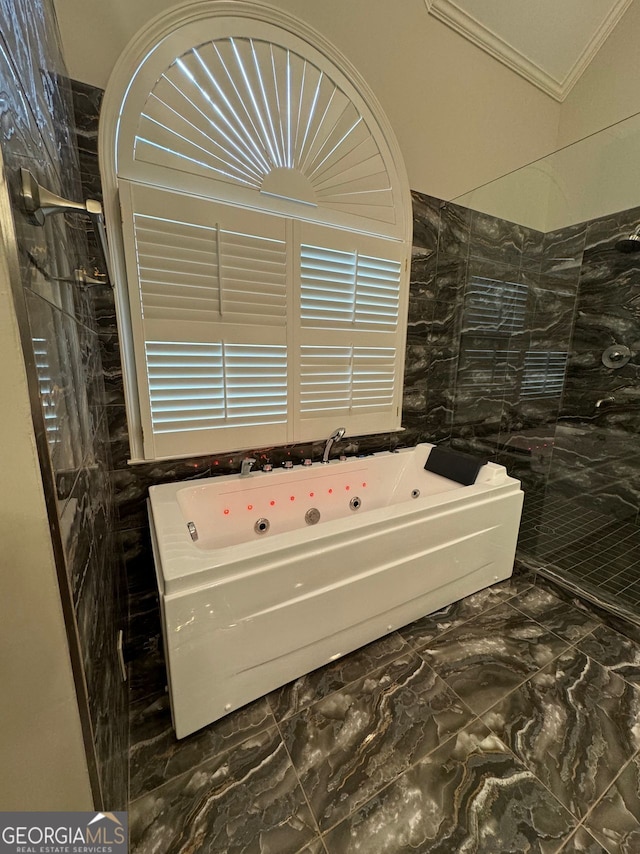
[549,207,640,524]
[0,1,127,808]
[408,194,580,493]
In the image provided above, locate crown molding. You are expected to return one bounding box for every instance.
[424,0,632,102]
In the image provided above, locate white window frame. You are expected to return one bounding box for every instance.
[99,1,412,461]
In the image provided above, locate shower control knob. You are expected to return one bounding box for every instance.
[602,344,631,369]
[262,463,273,472]
[283,460,293,469]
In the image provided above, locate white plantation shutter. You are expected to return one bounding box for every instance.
[124,182,288,332]
[299,346,397,412]
[145,342,288,431]
[218,230,288,320]
[132,213,289,324]
[294,222,405,441]
[300,246,401,329]
[120,180,292,457]
[102,5,411,460]
[119,181,406,457]
[131,36,399,228]
[145,341,225,431]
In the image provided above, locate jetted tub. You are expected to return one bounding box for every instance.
[148,443,523,737]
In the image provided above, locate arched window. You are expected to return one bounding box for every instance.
[100,1,411,461]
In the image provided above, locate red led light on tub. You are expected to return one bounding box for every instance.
[247,504,253,511]
[345,485,350,491]
[328,488,333,494]
[290,495,295,501]
[309,492,314,498]
[223,509,230,515]
[362,482,367,487]
[270,500,276,506]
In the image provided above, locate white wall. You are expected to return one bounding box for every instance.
[0,225,93,809]
[453,161,553,232]
[54,0,562,202]
[453,109,640,232]
[558,0,640,147]
[545,113,640,230]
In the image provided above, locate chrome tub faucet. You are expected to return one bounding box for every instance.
[240,458,256,477]
[321,427,346,464]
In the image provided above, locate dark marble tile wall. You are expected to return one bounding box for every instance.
[0,0,127,809]
[547,206,640,524]
[412,194,574,495]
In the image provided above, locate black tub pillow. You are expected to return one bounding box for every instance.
[424,446,487,486]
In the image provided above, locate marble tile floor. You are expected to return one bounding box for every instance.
[518,488,640,609]
[128,572,640,853]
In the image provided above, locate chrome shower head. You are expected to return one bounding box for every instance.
[615,226,640,253]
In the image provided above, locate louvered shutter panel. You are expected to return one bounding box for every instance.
[300,246,401,329]
[32,338,62,449]
[120,180,291,458]
[299,346,397,412]
[132,37,398,228]
[294,222,406,440]
[522,351,568,398]
[464,276,528,334]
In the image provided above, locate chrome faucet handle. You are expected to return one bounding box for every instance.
[240,458,256,476]
[602,345,631,369]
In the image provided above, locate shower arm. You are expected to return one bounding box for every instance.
[19,168,113,286]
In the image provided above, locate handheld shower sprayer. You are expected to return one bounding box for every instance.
[19,168,114,284]
[321,426,346,464]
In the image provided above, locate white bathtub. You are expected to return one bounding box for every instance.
[148,443,523,737]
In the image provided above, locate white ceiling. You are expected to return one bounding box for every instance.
[425,0,633,100]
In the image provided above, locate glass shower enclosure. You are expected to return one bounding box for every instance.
[452,111,640,625]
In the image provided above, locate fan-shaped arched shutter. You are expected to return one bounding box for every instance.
[101,2,411,460]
